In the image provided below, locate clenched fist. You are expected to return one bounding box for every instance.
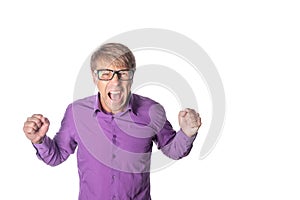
[178,108,202,137]
[23,114,50,144]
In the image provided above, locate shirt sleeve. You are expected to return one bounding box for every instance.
[160,128,197,160]
[153,105,197,160]
[33,104,77,166]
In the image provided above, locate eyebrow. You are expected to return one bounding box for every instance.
[95,68,132,71]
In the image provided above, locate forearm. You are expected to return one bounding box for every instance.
[161,130,197,160]
[33,136,71,166]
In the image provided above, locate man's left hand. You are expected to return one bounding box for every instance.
[178,108,202,137]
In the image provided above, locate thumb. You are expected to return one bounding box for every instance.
[38,117,50,134]
[178,110,188,118]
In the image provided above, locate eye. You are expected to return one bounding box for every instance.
[102,72,110,76]
[120,72,129,76]
[100,71,112,77]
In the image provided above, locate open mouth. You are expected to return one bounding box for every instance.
[108,91,121,101]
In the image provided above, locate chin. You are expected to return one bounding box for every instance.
[111,104,125,113]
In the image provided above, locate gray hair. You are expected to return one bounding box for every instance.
[90,43,136,71]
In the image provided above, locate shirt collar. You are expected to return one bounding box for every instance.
[93,93,101,113]
[127,93,138,115]
[93,92,137,116]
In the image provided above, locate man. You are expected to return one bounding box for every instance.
[23,43,201,200]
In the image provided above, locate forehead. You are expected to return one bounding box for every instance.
[95,59,129,70]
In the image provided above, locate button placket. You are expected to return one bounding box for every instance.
[111,173,116,184]
[112,134,117,144]
[111,119,118,159]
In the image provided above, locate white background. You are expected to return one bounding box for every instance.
[1,0,299,199]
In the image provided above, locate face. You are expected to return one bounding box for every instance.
[93,61,133,114]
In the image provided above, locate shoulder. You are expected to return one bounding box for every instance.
[67,95,97,113]
[131,93,166,116]
[131,94,167,131]
[72,95,96,106]
[132,93,161,107]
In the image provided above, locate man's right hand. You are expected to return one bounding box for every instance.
[23,114,50,144]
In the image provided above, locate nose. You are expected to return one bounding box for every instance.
[110,72,121,84]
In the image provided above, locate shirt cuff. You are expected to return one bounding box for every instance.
[178,129,197,144]
[32,136,51,153]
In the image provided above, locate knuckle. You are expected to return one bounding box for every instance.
[33,114,43,119]
[24,127,33,134]
[28,121,35,127]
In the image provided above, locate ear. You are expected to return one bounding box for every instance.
[91,70,98,84]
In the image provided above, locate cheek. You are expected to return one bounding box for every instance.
[97,82,107,94]
[124,83,132,93]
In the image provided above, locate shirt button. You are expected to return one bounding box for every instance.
[112,135,117,144]
[112,154,116,159]
[112,195,116,200]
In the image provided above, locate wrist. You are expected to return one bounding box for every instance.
[181,129,194,138]
[32,136,45,144]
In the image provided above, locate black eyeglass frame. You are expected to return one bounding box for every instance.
[93,69,135,81]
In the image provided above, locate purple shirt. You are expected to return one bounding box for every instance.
[34,93,196,200]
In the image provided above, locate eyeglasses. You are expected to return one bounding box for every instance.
[94,69,135,81]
